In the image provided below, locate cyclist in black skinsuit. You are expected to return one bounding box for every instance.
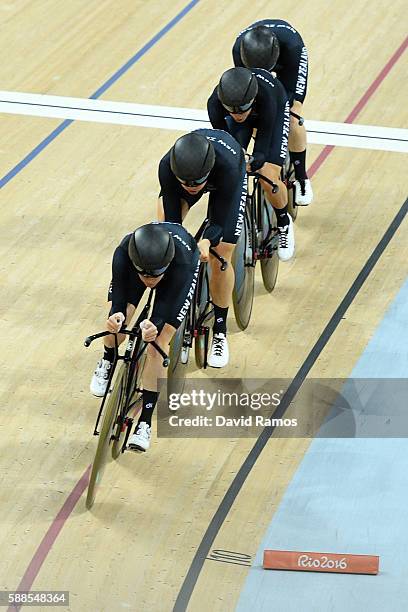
[90,222,200,452]
[232,18,313,206]
[207,66,295,262]
[158,129,247,369]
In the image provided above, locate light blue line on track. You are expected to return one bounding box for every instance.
[0,0,200,190]
[237,278,408,612]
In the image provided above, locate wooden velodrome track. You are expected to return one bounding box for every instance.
[0,1,407,611]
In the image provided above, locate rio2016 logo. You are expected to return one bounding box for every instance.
[297,554,347,570]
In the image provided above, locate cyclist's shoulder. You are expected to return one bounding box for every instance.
[159,149,171,169]
[237,18,276,38]
[159,222,196,252]
[239,19,302,45]
[252,69,282,94]
[195,129,243,162]
[118,232,132,250]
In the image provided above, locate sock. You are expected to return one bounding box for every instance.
[137,389,159,428]
[213,304,228,335]
[289,149,308,181]
[274,205,290,228]
[103,345,115,363]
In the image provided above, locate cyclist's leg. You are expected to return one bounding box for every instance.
[259,161,294,261]
[289,100,307,152]
[280,44,313,204]
[210,240,235,323]
[206,169,247,366]
[129,256,200,448]
[127,323,176,451]
[142,323,176,392]
[258,162,287,210]
[207,240,236,368]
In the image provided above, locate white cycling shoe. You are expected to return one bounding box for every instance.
[294,179,313,206]
[90,359,111,397]
[277,216,295,261]
[207,333,229,368]
[128,422,151,452]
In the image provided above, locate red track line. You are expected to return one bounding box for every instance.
[308,35,407,178]
[7,35,407,607]
[7,467,91,612]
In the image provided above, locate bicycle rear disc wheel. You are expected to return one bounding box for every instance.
[86,365,124,509]
[260,200,279,292]
[232,211,255,330]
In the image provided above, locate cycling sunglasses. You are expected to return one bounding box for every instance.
[176,173,210,187]
[134,263,169,278]
[222,100,254,114]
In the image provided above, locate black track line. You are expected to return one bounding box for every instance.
[173,196,408,611]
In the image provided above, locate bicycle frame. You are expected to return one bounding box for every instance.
[243,171,279,267]
[85,290,169,436]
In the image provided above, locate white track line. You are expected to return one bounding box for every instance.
[1,90,407,153]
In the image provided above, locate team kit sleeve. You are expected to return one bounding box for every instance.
[252,87,278,164]
[110,246,131,319]
[158,157,183,223]
[153,254,201,330]
[207,89,228,131]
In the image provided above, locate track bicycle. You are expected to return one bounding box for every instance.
[232,171,280,330]
[84,290,169,509]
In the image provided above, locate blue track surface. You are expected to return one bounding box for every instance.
[237,279,408,612]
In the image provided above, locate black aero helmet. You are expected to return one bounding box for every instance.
[217,67,258,113]
[128,223,175,277]
[170,133,215,184]
[240,26,280,71]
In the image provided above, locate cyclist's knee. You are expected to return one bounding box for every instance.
[290,101,304,131]
[212,241,234,262]
[150,323,175,353]
[260,163,281,188]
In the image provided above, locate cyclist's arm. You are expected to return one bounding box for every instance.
[252,92,278,163]
[154,253,200,330]
[207,89,228,132]
[208,166,246,243]
[110,246,131,319]
[159,158,183,223]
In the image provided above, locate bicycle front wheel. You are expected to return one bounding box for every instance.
[232,208,255,330]
[111,341,146,459]
[86,365,125,509]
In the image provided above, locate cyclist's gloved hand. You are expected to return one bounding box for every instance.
[250,152,265,172]
[107,312,125,333]
[198,239,210,262]
[140,319,158,342]
[203,224,223,247]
